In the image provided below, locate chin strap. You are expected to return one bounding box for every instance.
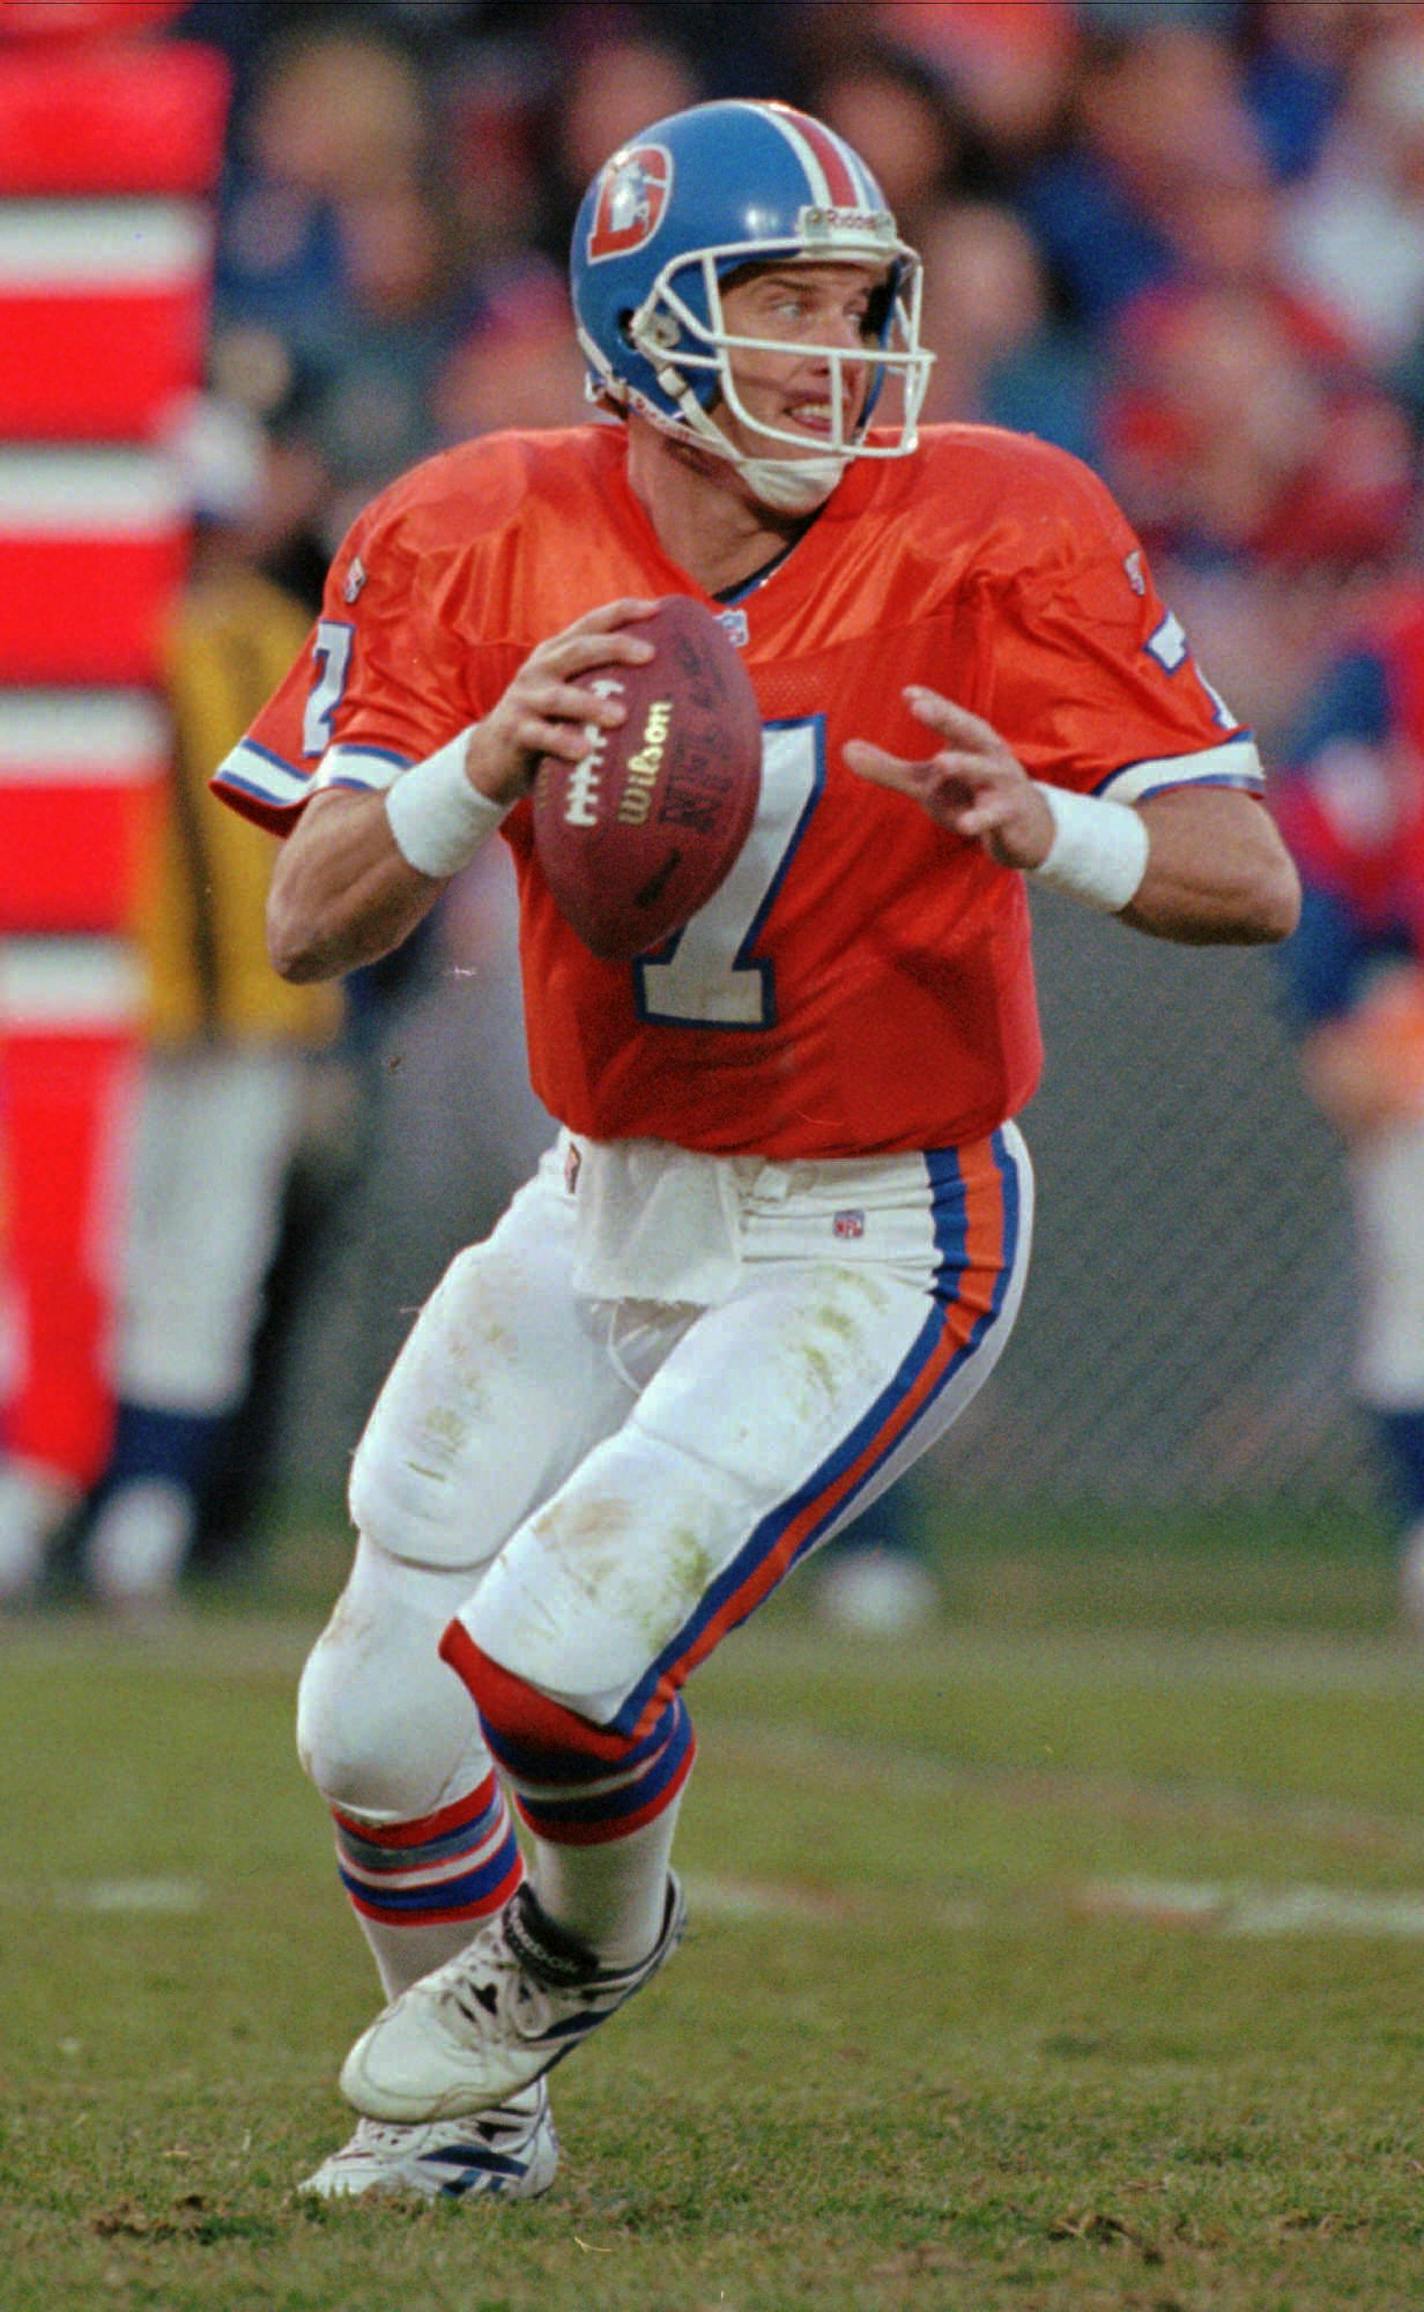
[649,357,849,512]
[734,451,849,513]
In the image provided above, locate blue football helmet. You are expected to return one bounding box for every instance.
[570,99,932,510]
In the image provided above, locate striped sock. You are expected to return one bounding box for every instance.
[440,1624,697,1844]
[331,1771,524,1998]
[531,1796,685,1966]
[439,1623,696,1963]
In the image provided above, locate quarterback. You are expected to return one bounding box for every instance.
[214,99,1300,2201]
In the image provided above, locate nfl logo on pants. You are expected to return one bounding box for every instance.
[833,1210,865,1241]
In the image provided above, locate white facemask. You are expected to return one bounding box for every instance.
[639,360,854,513]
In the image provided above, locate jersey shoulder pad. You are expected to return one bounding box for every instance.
[906,423,1135,571]
[361,425,617,563]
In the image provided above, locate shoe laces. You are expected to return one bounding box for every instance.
[351,2102,535,2157]
[350,2117,427,2156]
[435,1921,559,2046]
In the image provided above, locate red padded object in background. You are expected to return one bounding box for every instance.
[0,450,189,682]
[0,40,227,194]
[0,692,167,930]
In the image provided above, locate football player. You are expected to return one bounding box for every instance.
[213,99,1300,2201]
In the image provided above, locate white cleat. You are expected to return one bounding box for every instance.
[341,1875,686,2123]
[298,2081,559,2200]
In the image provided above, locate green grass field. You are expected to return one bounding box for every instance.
[4,1510,1423,2312]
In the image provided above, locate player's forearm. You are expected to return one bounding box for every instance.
[1119,789,1301,946]
[267,788,446,982]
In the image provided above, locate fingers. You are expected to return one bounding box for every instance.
[471,605,662,804]
[842,738,921,790]
[511,600,665,763]
[903,685,1001,751]
[844,689,1007,782]
[521,715,605,764]
[507,675,629,766]
[845,687,1018,789]
[551,599,659,668]
[843,685,1054,867]
[569,596,661,633]
[843,738,984,800]
[550,629,655,677]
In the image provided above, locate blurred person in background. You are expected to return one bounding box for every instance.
[1019,20,1269,329]
[1279,16,1424,380]
[1100,275,1416,753]
[1089,36,1417,762]
[215,20,485,525]
[1272,584,1424,1630]
[432,263,587,443]
[869,0,1080,183]
[916,197,1102,460]
[537,29,703,257]
[808,41,997,244]
[71,395,344,1614]
[215,19,429,365]
[1240,0,1372,184]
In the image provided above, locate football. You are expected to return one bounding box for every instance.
[531,595,763,961]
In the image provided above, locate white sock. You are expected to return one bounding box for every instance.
[531,1794,684,1967]
[358,1914,490,2001]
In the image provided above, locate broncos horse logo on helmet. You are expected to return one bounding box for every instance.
[586,144,675,263]
[570,99,933,514]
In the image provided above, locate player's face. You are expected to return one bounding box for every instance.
[713,260,888,463]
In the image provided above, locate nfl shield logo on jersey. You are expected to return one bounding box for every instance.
[587,145,674,262]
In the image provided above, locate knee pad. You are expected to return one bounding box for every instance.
[296,1538,490,1824]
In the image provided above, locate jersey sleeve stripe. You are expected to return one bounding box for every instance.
[315,742,413,795]
[1094,734,1264,806]
[210,736,313,814]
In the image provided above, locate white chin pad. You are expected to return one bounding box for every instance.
[736,451,850,513]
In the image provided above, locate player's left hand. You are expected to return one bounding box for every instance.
[845,686,1056,870]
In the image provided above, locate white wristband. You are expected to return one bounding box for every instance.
[1029,782,1150,914]
[384,730,511,878]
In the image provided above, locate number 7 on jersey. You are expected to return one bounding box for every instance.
[634,717,824,1029]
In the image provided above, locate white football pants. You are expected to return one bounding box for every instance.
[298,1127,1032,1818]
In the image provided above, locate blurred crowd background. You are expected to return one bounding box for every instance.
[5,0,1424,1620]
[198,0,1424,725]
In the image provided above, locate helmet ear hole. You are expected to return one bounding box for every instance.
[639,308,683,354]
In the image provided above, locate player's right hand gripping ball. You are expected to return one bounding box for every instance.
[531,595,763,961]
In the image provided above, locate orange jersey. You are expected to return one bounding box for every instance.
[213,422,1261,1158]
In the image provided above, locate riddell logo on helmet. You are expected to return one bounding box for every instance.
[588,145,674,262]
[799,204,895,244]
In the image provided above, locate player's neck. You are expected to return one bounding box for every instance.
[625,419,810,597]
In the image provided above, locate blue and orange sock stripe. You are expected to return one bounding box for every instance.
[332,1771,524,1926]
[438,1628,697,1846]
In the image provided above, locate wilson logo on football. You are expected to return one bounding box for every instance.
[587,145,674,262]
[617,700,672,825]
